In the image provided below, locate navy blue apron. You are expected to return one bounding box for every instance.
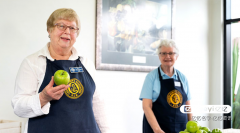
[143,67,188,133]
[28,57,100,133]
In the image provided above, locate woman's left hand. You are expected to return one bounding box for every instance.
[39,76,69,107]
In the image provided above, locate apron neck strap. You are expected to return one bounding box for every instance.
[158,66,180,81]
[158,66,163,81]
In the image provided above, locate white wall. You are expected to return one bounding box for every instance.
[208,0,223,129]
[175,0,210,128]
[0,0,223,132]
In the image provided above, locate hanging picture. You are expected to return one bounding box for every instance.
[96,0,176,72]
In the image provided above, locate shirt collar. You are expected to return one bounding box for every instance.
[159,65,177,78]
[38,42,83,61]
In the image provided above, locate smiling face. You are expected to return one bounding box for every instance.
[159,46,178,68]
[48,19,78,49]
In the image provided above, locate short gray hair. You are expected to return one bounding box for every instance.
[47,8,80,36]
[157,39,179,55]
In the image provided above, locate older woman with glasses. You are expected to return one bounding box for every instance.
[139,39,192,133]
[12,8,108,133]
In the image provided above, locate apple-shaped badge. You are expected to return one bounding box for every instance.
[54,70,70,86]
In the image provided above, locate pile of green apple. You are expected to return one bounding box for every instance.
[179,121,222,133]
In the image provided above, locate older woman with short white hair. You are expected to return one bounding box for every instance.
[12,8,108,133]
[140,39,192,133]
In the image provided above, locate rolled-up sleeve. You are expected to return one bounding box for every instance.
[185,78,191,101]
[11,58,50,118]
[178,71,191,101]
[83,58,110,133]
[139,74,154,100]
[92,87,110,133]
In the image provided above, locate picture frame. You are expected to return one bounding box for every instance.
[96,0,176,72]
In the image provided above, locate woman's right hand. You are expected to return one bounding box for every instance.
[143,99,165,133]
[39,76,69,107]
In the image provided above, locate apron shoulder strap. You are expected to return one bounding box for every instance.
[158,66,163,81]
[175,70,181,82]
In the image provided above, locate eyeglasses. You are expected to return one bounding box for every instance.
[159,52,176,57]
[54,23,79,33]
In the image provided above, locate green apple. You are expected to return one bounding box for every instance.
[212,128,222,133]
[184,129,188,132]
[196,130,203,133]
[196,130,208,133]
[179,131,189,133]
[54,70,70,85]
[201,127,210,132]
[186,121,200,133]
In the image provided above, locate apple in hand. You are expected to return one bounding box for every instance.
[54,70,70,86]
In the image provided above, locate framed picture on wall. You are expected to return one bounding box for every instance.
[96,0,176,72]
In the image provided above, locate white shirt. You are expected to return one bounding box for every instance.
[11,43,109,133]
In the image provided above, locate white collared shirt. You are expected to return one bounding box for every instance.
[12,43,109,133]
